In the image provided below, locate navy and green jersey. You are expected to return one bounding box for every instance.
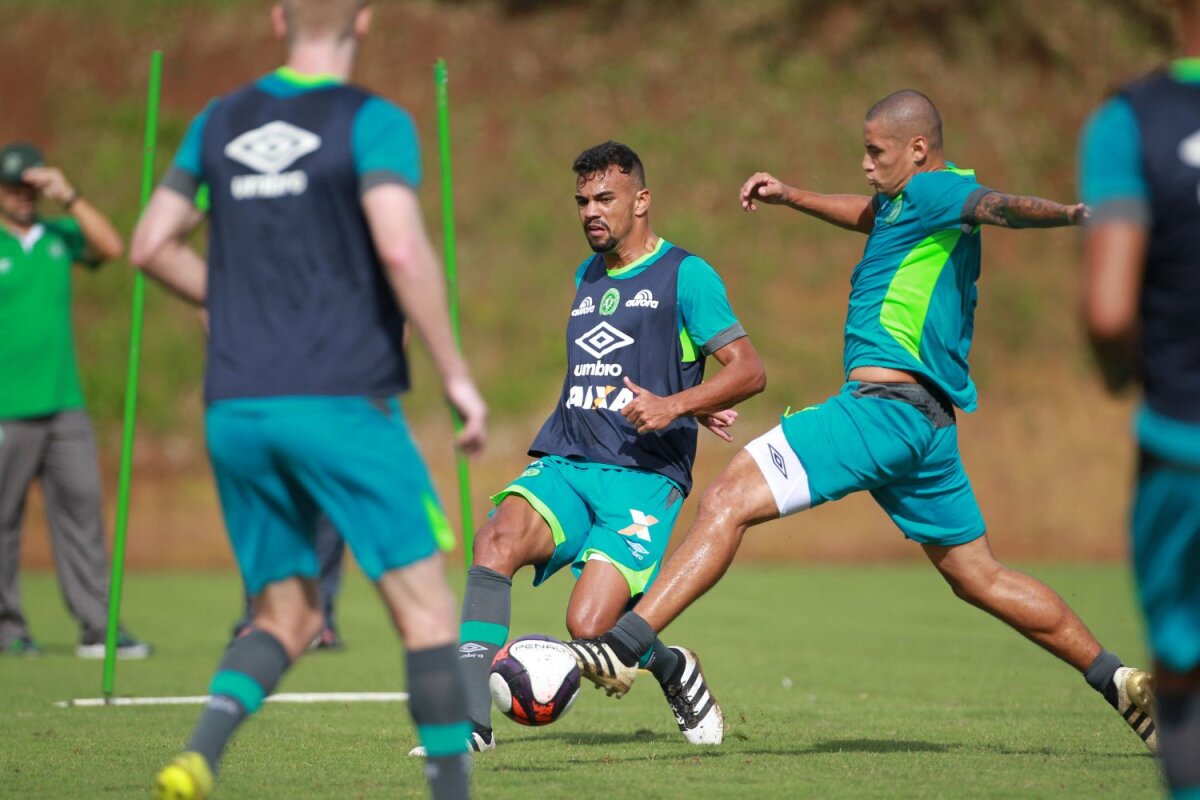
[528,238,746,494]
[0,217,91,418]
[162,67,421,404]
[843,167,992,412]
[1079,59,1200,433]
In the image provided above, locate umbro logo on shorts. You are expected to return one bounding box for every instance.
[768,444,788,478]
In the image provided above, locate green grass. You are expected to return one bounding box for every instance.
[0,564,1160,798]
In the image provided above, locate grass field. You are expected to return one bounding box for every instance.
[0,563,1162,798]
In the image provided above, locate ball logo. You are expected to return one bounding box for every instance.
[599,288,620,316]
[625,289,659,309]
[574,321,634,359]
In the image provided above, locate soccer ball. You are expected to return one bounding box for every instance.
[489,635,581,726]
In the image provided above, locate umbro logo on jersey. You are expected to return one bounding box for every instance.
[625,289,659,309]
[768,444,788,478]
[571,296,595,317]
[619,509,658,542]
[1179,128,1200,168]
[225,121,321,200]
[575,321,634,359]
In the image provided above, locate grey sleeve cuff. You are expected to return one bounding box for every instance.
[161,166,200,201]
[958,186,996,232]
[1089,198,1151,226]
[699,322,748,356]
[359,169,417,195]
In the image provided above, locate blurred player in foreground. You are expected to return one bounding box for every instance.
[571,89,1157,753]
[412,142,764,754]
[1080,1,1200,794]
[131,2,485,798]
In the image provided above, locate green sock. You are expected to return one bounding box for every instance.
[459,565,511,730]
[186,629,290,772]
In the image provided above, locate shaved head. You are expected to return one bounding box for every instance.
[865,89,943,151]
[279,0,366,41]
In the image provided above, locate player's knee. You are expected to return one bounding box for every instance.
[697,480,747,530]
[472,518,529,574]
[564,608,608,640]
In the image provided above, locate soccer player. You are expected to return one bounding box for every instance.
[1079,1,1200,794]
[570,90,1158,753]
[420,141,765,752]
[130,2,485,798]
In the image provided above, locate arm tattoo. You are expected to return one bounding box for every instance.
[973,192,1074,228]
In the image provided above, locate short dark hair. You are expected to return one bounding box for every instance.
[865,89,944,150]
[572,141,645,187]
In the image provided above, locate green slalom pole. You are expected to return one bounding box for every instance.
[434,59,476,569]
[102,50,162,698]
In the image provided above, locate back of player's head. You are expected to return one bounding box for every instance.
[278,0,366,42]
[572,141,646,188]
[865,89,944,151]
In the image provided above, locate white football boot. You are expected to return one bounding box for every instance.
[662,647,723,745]
[407,727,494,757]
[565,639,639,698]
[1113,666,1157,753]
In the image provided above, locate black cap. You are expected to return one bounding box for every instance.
[0,143,45,185]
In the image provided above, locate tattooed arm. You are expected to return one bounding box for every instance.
[972,192,1090,228]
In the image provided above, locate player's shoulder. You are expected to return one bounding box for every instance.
[353,93,417,129]
[1081,95,1138,142]
[908,166,977,193]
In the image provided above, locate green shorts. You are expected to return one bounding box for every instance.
[493,455,685,596]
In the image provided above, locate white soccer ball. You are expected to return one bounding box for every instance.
[488,635,581,726]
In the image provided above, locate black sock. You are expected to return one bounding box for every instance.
[641,638,681,686]
[605,612,657,667]
[1083,649,1123,709]
[408,644,471,800]
[458,566,512,730]
[1159,689,1200,793]
[186,629,291,773]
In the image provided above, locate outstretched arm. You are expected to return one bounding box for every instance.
[740,171,875,233]
[972,192,1089,228]
[1081,220,1147,393]
[620,337,767,438]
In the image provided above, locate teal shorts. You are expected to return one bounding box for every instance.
[493,455,685,596]
[754,381,985,546]
[206,396,454,595]
[1132,406,1200,672]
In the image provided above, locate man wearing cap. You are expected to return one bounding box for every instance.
[0,142,150,658]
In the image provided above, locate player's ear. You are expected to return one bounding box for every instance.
[910,135,929,166]
[270,3,288,41]
[355,4,372,38]
[634,187,651,218]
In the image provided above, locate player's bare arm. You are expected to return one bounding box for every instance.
[130,187,208,305]
[23,166,123,262]
[620,336,766,437]
[362,182,487,455]
[1082,219,1149,393]
[973,191,1090,228]
[740,171,875,233]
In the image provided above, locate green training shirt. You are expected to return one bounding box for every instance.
[0,217,90,418]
